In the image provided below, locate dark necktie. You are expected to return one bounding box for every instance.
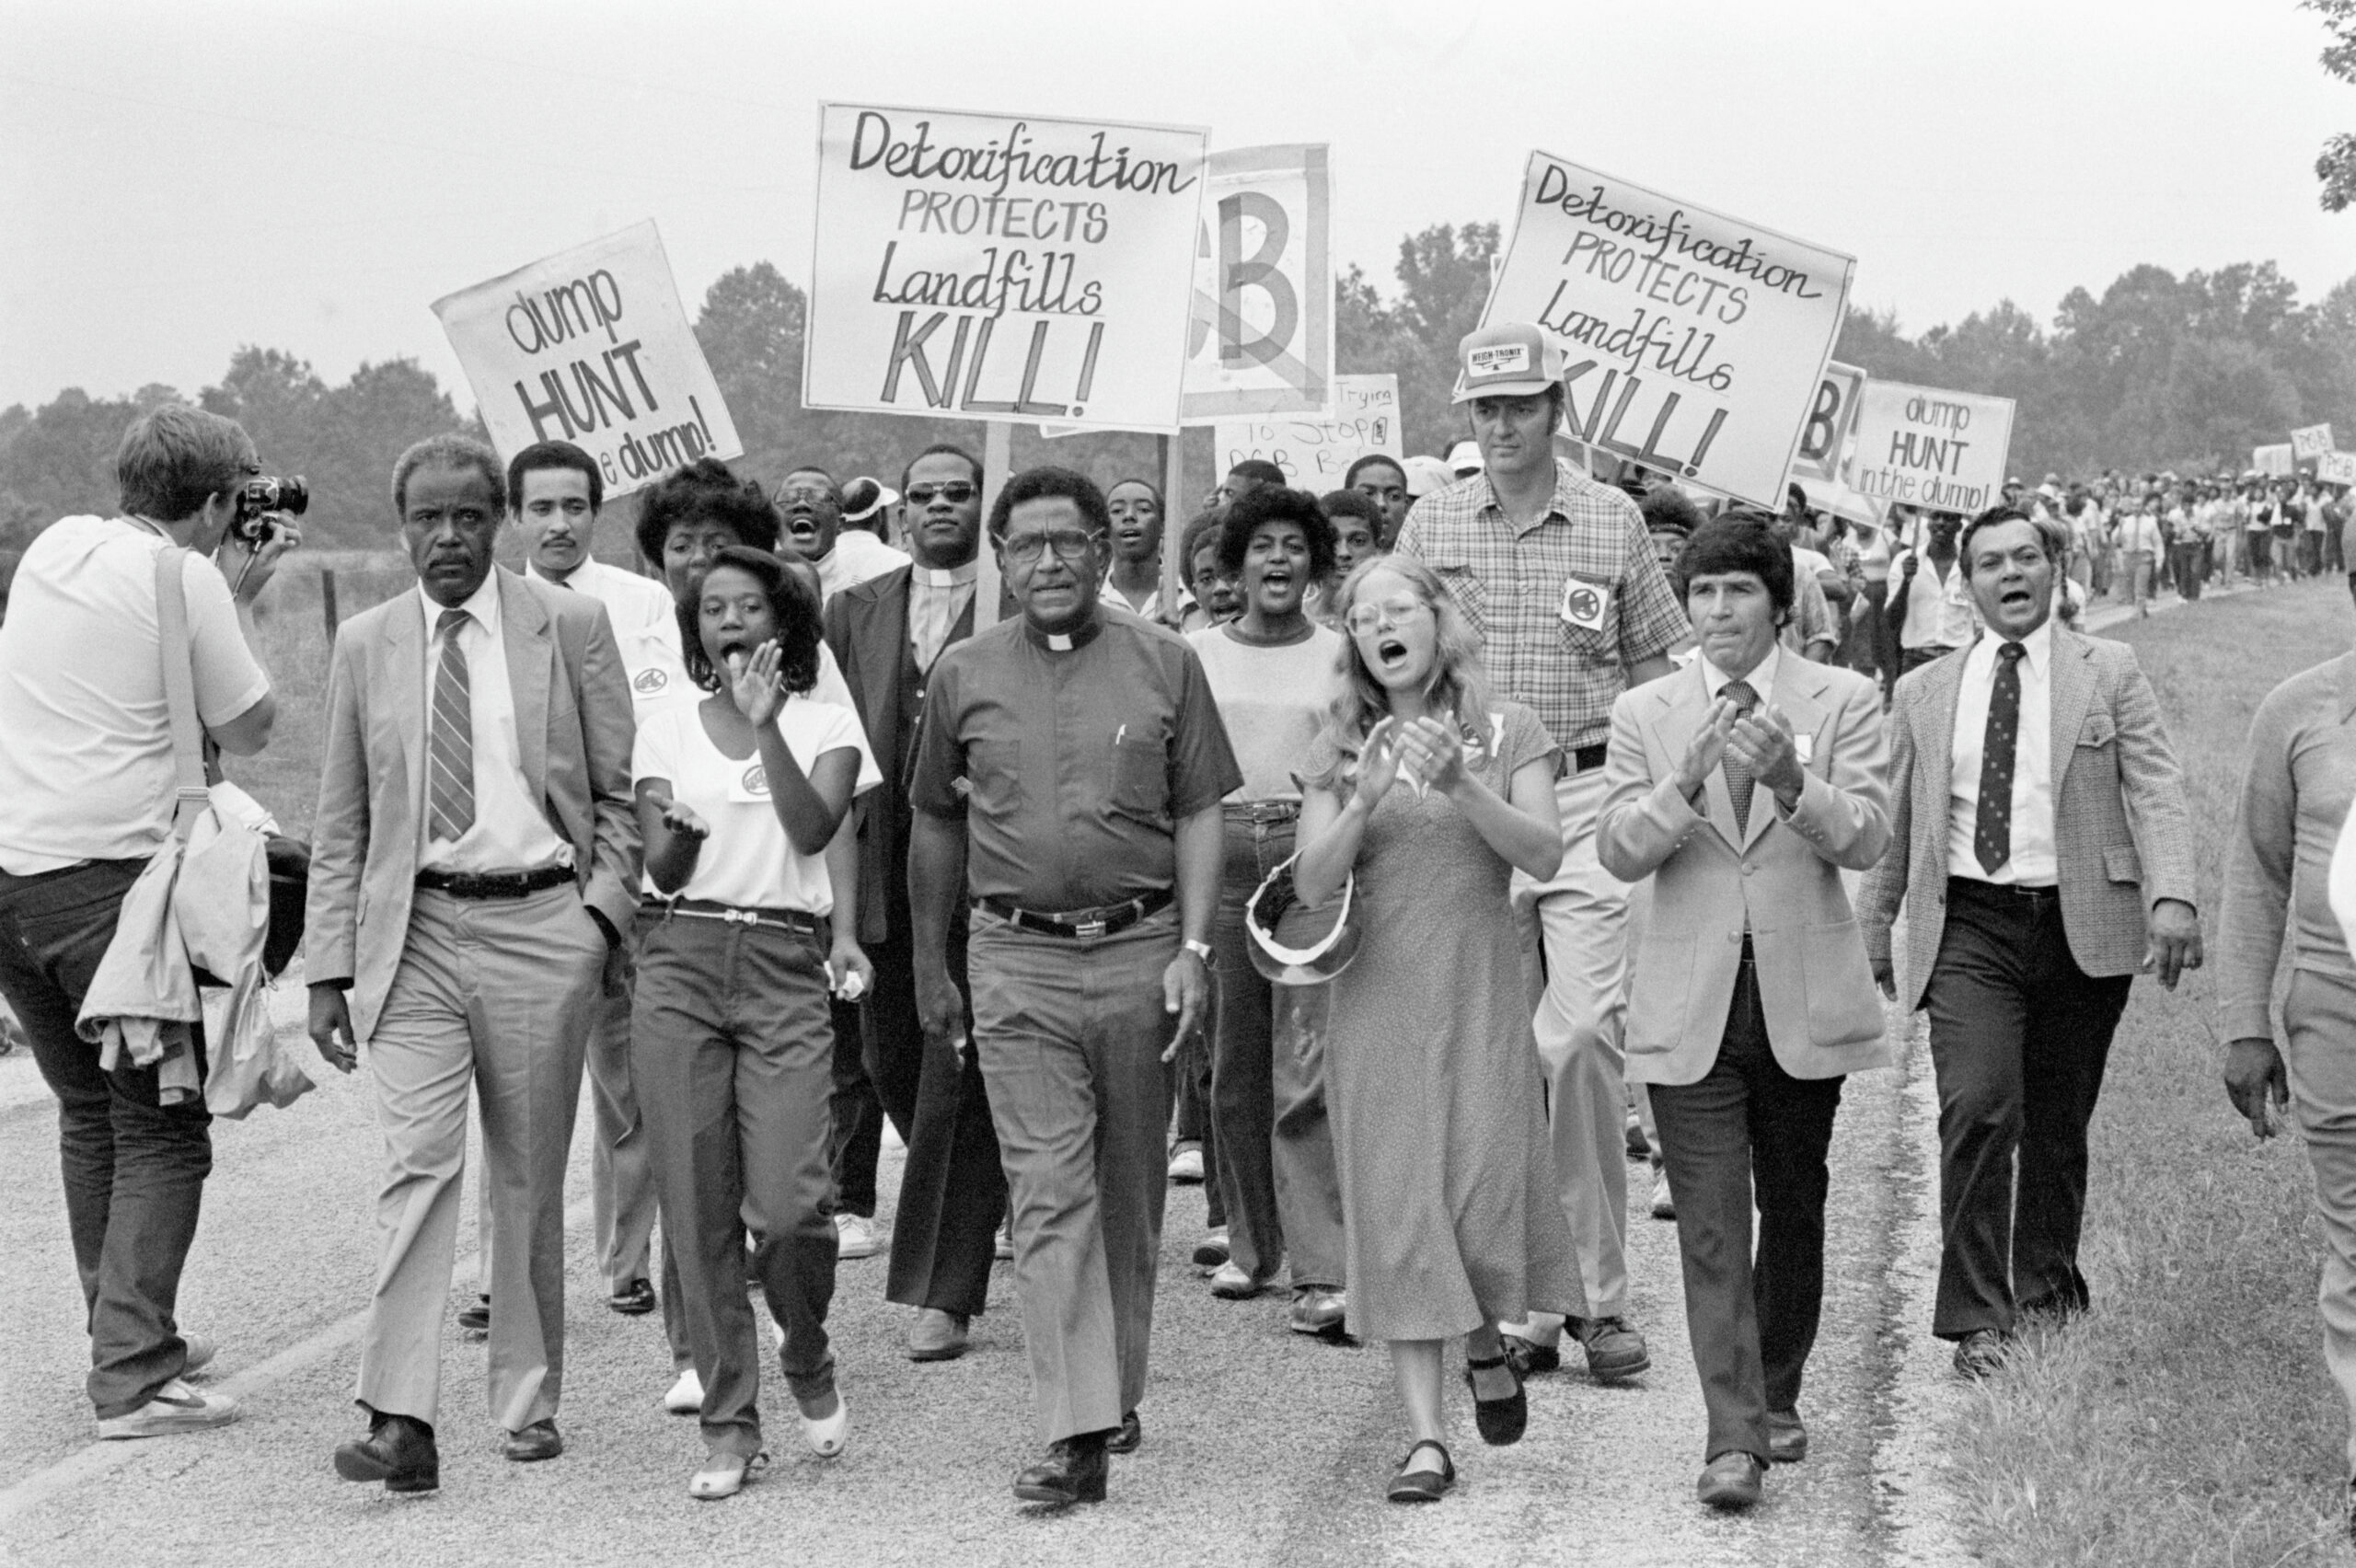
[1974,641,2026,873]
[428,608,476,842]
[1720,678,1759,835]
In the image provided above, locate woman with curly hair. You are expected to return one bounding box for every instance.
[630,546,881,1500]
[1290,555,1580,1504]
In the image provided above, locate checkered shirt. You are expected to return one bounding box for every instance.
[1395,460,1688,752]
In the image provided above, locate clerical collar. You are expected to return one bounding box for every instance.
[1023,613,1103,653]
[914,560,978,588]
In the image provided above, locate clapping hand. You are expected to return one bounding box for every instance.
[1726,703,1806,801]
[1396,716,1469,797]
[726,641,785,727]
[1672,698,1739,799]
[1352,717,1404,809]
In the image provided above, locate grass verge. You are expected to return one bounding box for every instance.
[1949,578,2356,1566]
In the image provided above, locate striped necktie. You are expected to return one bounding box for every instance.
[1721,678,1759,835]
[428,608,476,843]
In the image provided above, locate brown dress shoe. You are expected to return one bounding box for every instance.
[1697,1449,1765,1510]
[502,1418,562,1462]
[907,1309,970,1363]
[1766,1408,1807,1464]
[333,1412,439,1493]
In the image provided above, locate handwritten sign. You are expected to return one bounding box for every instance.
[1788,361,1866,486]
[2320,451,2356,486]
[2293,423,2338,460]
[433,221,742,499]
[1211,374,1400,487]
[803,102,1207,432]
[1847,381,2016,515]
[1181,144,1331,421]
[2255,444,2296,478]
[1483,152,1854,509]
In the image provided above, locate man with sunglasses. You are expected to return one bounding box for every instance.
[824,444,1010,1364]
[907,465,1240,1506]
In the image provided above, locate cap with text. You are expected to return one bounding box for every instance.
[1451,322,1565,405]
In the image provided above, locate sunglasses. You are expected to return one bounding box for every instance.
[907,481,977,505]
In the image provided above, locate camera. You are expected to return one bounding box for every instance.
[230,476,308,544]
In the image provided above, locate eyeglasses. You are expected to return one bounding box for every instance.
[1002,527,1102,566]
[1344,594,1427,635]
[776,484,834,506]
[907,481,977,505]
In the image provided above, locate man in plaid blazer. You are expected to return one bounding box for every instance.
[1859,507,2200,1379]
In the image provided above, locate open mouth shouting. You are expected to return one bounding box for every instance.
[1375,635,1411,672]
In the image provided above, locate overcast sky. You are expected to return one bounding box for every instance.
[3,0,2349,416]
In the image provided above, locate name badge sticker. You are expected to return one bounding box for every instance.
[632,666,670,698]
[1559,577,1611,633]
[1793,732,1815,767]
[728,763,771,803]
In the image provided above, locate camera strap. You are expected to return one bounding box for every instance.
[152,547,211,845]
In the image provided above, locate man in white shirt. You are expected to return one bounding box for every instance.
[511,441,673,1321]
[1886,512,1978,673]
[778,468,910,603]
[1861,506,2199,1380]
[0,404,293,1440]
[309,434,640,1491]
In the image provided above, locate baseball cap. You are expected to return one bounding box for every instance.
[1446,440,1484,477]
[1403,455,1456,498]
[1451,321,1564,404]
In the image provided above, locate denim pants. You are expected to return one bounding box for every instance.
[1208,805,1345,1290]
[633,909,839,1459]
[0,857,213,1419]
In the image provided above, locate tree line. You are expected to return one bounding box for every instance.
[5,233,2351,550]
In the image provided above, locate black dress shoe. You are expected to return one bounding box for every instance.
[1498,1332,1560,1378]
[502,1418,562,1462]
[333,1412,439,1493]
[456,1296,490,1334]
[1105,1410,1142,1455]
[607,1278,656,1316]
[1952,1328,2011,1380]
[1766,1407,1807,1464]
[1696,1449,1765,1510]
[1386,1440,1455,1504]
[1012,1435,1108,1505]
[1463,1352,1527,1447]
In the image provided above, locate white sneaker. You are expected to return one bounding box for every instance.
[180,1332,217,1376]
[1650,1167,1677,1222]
[97,1378,238,1439]
[1167,1145,1205,1182]
[993,1221,1015,1261]
[664,1368,703,1415]
[835,1213,883,1260]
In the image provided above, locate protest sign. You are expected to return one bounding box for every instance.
[2255,444,2296,477]
[1181,144,1331,421]
[1848,380,2015,515]
[803,103,1207,432]
[1211,374,1399,487]
[1787,361,1866,486]
[2293,423,2337,460]
[2320,451,2356,486]
[1483,152,1854,508]
[433,221,741,499]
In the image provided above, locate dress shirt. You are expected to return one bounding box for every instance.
[909,560,978,672]
[528,557,688,709]
[1702,641,1781,706]
[814,529,912,602]
[1895,548,1979,651]
[1099,578,1166,621]
[1947,619,2055,887]
[415,578,572,875]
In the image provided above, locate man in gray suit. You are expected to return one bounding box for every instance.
[1861,506,2200,1379]
[306,433,640,1492]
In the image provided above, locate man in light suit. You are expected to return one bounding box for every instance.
[306,433,640,1493]
[1600,515,1892,1512]
[1861,506,2200,1380]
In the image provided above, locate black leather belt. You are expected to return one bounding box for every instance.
[416,864,573,900]
[1568,742,1608,776]
[644,896,821,935]
[1949,876,2058,903]
[975,888,1173,940]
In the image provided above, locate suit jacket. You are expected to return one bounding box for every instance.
[1858,624,2195,1012]
[306,567,641,1041]
[1600,654,1894,1086]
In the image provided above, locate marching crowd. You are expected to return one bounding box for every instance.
[8,316,2356,1528]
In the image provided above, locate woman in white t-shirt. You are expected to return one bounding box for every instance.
[630,547,881,1500]
[1184,488,1349,1332]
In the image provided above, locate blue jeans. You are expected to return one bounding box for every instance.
[0,858,213,1419]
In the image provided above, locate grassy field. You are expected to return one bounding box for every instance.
[1949,577,2356,1566]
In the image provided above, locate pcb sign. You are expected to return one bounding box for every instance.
[2293,423,2337,460]
[1212,374,1399,486]
[1183,144,1331,421]
[1484,152,1854,507]
[804,103,1207,432]
[433,222,742,499]
[1788,362,1866,486]
[1849,381,2016,515]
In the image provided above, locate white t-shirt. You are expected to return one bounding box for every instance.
[632,695,881,913]
[0,516,269,874]
[1185,623,1342,802]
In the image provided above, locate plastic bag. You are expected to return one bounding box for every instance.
[203,969,315,1119]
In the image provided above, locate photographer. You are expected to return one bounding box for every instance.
[0,403,296,1440]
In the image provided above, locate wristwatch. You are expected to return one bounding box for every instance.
[1182,938,1214,963]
